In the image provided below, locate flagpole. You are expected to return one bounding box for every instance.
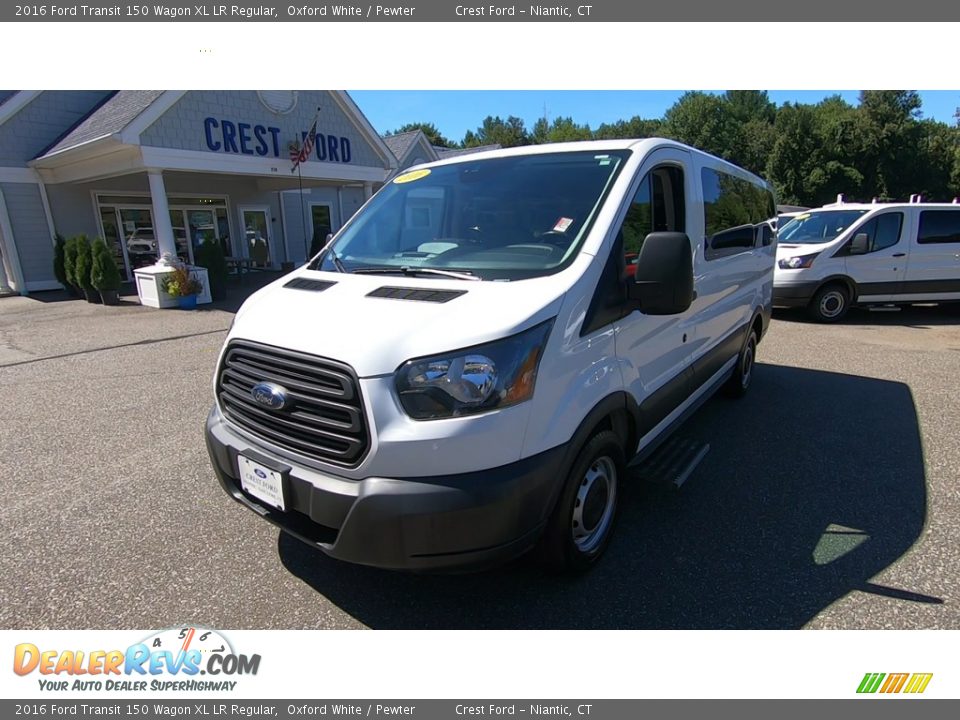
[292,107,321,264]
[297,160,308,262]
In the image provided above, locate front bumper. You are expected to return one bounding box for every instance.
[205,406,566,571]
[772,282,818,308]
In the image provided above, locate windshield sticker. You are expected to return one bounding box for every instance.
[553,217,574,233]
[393,169,431,184]
[794,213,811,220]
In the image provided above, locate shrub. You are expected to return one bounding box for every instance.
[194,239,228,301]
[63,236,80,290]
[90,238,121,292]
[72,235,95,291]
[53,233,67,288]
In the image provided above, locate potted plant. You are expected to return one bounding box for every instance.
[161,263,204,309]
[194,238,228,301]
[90,238,121,305]
[73,235,100,304]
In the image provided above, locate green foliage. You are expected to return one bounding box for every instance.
[416,90,960,206]
[161,264,203,298]
[90,238,121,292]
[530,116,593,144]
[194,239,228,301]
[463,115,529,148]
[72,235,95,291]
[63,236,80,288]
[723,90,776,124]
[53,233,67,288]
[389,122,452,148]
[594,116,662,140]
[662,92,736,158]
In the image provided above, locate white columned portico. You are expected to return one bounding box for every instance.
[147,169,177,259]
[363,182,373,200]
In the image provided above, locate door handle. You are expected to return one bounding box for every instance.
[892,253,906,257]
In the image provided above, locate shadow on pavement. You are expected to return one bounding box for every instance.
[277,363,932,629]
[774,304,959,327]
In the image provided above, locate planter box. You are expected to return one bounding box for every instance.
[134,264,212,309]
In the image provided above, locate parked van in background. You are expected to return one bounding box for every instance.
[774,197,960,321]
[205,139,777,571]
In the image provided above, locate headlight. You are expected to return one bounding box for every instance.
[396,320,554,420]
[778,253,820,269]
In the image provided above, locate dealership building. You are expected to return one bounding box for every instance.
[0,90,417,294]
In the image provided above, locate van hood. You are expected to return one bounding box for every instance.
[227,270,566,377]
[776,241,834,258]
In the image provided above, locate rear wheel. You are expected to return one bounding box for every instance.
[540,430,624,572]
[724,328,758,398]
[808,283,850,323]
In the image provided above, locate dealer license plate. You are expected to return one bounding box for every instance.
[238,455,286,511]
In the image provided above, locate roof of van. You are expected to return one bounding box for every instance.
[406,137,771,188]
[807,202,960,211]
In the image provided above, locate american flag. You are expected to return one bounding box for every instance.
[290,113,319,172]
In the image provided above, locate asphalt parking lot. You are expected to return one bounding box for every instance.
[1,286,959,630]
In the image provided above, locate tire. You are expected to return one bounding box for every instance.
[808,283,850,323]
[539,430,624,572]
[723,328,758,398]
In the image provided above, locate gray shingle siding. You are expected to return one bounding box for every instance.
[140,91,386,169]
[1,182,52,285]
[42,91,163,156]
[0,91,113,166]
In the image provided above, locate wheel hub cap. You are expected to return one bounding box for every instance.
[572,456,617,553]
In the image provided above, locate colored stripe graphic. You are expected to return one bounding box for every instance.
[880,673,909,693]
[903,673,933,694]
[857,673,886,693]
[857,672,933,694]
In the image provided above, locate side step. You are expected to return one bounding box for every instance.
[631,437,710,489]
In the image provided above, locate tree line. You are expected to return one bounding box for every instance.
[390,91,960,208]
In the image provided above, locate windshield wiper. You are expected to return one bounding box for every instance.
[326,246,347,273]
[352,266,481,281]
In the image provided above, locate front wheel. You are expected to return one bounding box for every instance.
[539,430,624,572]
[724,328,758,398]
[808,283,850,323]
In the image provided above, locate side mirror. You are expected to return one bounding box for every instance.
[848,232,869,255]
[627,232,694,315]
[325,232,334,244]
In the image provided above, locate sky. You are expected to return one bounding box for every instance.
[349,90,960,144]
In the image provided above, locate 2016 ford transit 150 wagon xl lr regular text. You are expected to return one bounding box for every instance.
[205,139,777,571]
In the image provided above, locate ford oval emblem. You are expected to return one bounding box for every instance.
[254,469,267,479]
[251,382,289,411]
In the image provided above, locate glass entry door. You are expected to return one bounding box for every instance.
[239,207,273,268]
[169,208,217,265]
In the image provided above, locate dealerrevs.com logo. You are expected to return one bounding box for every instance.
[13,627,261,692]
[857,673,933,694]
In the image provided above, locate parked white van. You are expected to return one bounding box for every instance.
[205,139,777,571]
[774,199,960,321]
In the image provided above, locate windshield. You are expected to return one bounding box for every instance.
[778,210,868,244]
[311,150,630,280]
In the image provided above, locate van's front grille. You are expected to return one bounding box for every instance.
[217,341,369,467]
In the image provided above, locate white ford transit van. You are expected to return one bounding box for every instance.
[205,139,777,571]
[773,201,960,321]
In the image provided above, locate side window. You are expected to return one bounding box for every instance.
[620,165,684,265]
[918,211,960,244]
[702,167,771,261]
[582,165,685,336]
[846,213,904,254]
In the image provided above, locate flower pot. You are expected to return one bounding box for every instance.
[82,287,102,304]
[178,294,198,310]
[99,289,119,306]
